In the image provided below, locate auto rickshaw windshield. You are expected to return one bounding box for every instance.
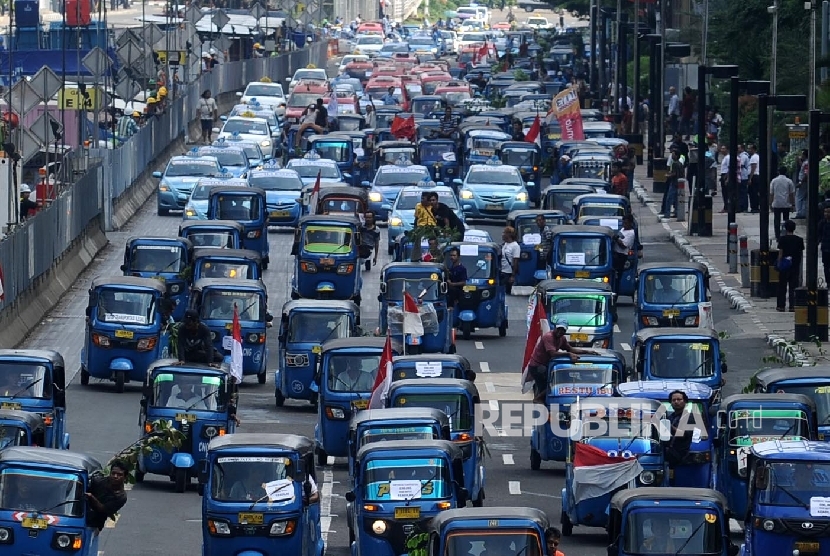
[152,372,224,410]
[327,355,380,392]
[394,394,471,431]
[573,164,608,179]
[303,226,353,253]
[288,313,350,343]
[382,150,416,165]
[189,232,235,249]
[557,237,609,266]
[623,512,723,554]
[517,218,563,240]
[758,462,830,506]
[419,143,452,161]
[386,276,441,302]
[644,274,701,304]
[501,148,538,167]
[443,91,471,105]
[579,205,625,218]
[359,426,437,447]
[396,192,458,210]
[412,100,444,115]
[550,367,614,389]
[648,341,715,378]
[211,456,292,502]
[363,457,450,500]
[447,530,543,556]
[456,252,494,280]
[547,192,580,212]
[130,245,183,273]
[314,143,351,162]
[0,426,26,448]
[771,384,830,427]
[201,291,263,321]
[727,410,809,445]
[322,199,362,214]
[96,290,156,325]
[0,470,84,516]
[248,175,303,191]
[198,261,253,280]
[0,364,51,398]
[215,195,261,221]
[548,294,607,327]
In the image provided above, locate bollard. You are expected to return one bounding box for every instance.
[652,158,668,194]
[750,249,779,298]
[739,236,750,288]
[794,287,830,342]
[728,223,738,273]
[676,178,687,221]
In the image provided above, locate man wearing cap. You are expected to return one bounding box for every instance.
[296,98,328,144]
[177,309,222,365]
[19,184,37,221]
[527,319,598,403]
[116,110,140,140]
[253,43,265,58]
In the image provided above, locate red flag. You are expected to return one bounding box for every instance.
[403,291,424,336]
[391,115,415,141]
[230,304,243,383]
[368,332,394,409]
[308,170,321,211]
[525,115,541,146]
[521,296,549,393]
[400,82,409,111]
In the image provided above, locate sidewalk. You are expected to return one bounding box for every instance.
[631,162,820,365]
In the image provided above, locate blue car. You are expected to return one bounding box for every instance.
[198,144,250,178]
[456,160,530,220]
[248,164,307,227]
[366,162,432,221]
[387,184,464,253]
[286,156,344,187]
[152,149,222,215]
[184,174,249,220]
[409,33,441,56]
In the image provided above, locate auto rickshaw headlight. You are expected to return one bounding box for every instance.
[204,426,219,438]
[137,337,158,352]
[0,527,12,543]
[592,339,609,349]
[325,406,346,419]
[639,471,655,485]
[389,217,402,227]
[372,520,388,535]
[301,261,318,273]
[207,519,232,536]
[685,316,699,326]
[92,333,111,347]
[269,520,296,536]
[56,534,72,548]
[247,333,260,343]
[447,168,454,174]
[763,520,775,531]
[642,316,658,326]
[337,263,355,275]
[247,230,262,239]
[481,289,491,299]
[369,192,383,202]
[210,331,217,340]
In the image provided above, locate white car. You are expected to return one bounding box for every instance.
[214,115,275,158]
[237,81,286,114]
[525,16,550,29]
[353,35,385,57]
[287,68,328,93]
[458,32,489,49]
[339,54,370,72]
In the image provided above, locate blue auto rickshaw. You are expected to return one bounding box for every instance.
[423,507,550,556]
[315,338,386,466]
[387,378,485,506]
[275,299,360,407]
[632,328,725,400]
[0,410,46,448]
[506,210,570,286]
[537,279,616,348]
[200,433,324,556]
[572,193,630,222]
[291,215,363,304]
[192,248,262,282]
[541,184,595,214]
[190,278,272,384]
[179,220,245,250]
[713,393,818,520]
[753,366,830,440]
[206,187,270,269]
[81,277,171,392]
[445,242,508,340]
[550,225,616,289]
[530,350,624,468]
[463,129,511,172]
[137,359,237,492]
[391,354,472,382]
[635,262,712,332]
[121,236,193,321]
[307,135,356,184]
[0,349,69,450]
[498,141,542,205]
[379,262,454,354]
[561,398,671,536]
[742,440,830,556]
[345,440,467,553]
[606,488,737,556]
[618,381,715,489]
[418,138,460,185]
[0,447,104,556]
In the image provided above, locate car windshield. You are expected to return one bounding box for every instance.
[375,169,430,186]
[165,161,219,177]
[548,294,607,327]
[0,470,84,516]
[209,151,247,167]
[294,70,325,80]
[461,34,487,42]
[211,456,293,502]
[771,384,830,427]
[288,162,340,179]
[237,144,263,160]
[303,225,353,253]
[466,169,523,187]
[728,410,809,444]
[385,275,441,302]
[393,394,471,431]
[396,191,458,210]
[556,237,609,266]
[187,231,236,248]
[447,531,543,556]
[313,142,351,162]
[129,245,183,273]
[648,341,715,378]
[363,458,450,500]
[327,354,380,392]
[643,273,701,304]
[443,91,471,105]
[288,312,350,343]
[549,367,614,393]
[222,120,269,136]
[245,84,284,97]
[214,195,261,221]
[759,462,830,506]
[249,174,303,191]
[201,290,263,321]
[0,363,50,399]
[359,426,437,447]
[624,512,723,554]
[197,260,254,280]
[288,93,320,107]
[191,185,214,201]
[358,36,383,45]
[152,372,225,410]
[502,149,538,167]
[96,290,155,325]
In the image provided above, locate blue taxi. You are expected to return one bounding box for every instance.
[366,162,432,222]
[184,174,249,220]
[456,161,530,220]
[286,156,345,187]
[248,163,307,228]
[213,135,267,168]
[198,144,250,178]
[153,149,222,216]
[387,184,464,254]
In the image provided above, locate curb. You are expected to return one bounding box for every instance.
[764,334,816,366]
[633,183,753,314]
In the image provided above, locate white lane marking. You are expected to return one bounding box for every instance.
[99,552,105,556]
[524,491,562,499]
[613,324,621,333]
[485,381,495,393]
[489,400,499,411]
[480,361,491,373]
[502,454,514,465]
[620,342,631,351]
[321,469,334,542]
[475,341,484,350]
[508,480,521,495]
[327,456,335,466]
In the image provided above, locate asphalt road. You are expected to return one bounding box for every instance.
[14,50,767,556]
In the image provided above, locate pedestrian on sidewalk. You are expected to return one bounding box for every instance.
[747,143,760,213]
[737,144,750,213]
[719,145,731,213]
[776,220,803,312]
[819,206,830,286]
[661,150,682,218]
[795,149,808,218]
[770,165,795,241]
[667,87,680,136]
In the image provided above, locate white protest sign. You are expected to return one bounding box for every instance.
[264,479,295,502]
[460,244,479,257]
[222,335,234,351]
[600,218,620,229]
[737,446,750,473]
[811,497,830,517]
[565,253,585,265]
[389,480,423,500]
[523,233,541,246]
[415,361,443,378]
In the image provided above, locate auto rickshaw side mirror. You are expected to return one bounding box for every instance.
[728,543,740,556]
[658,419,672,442]
[198,460,209,484]
[527,181,535,188]
[85,306,92,317]
[265,312,274,323]
[152,171,162,179]
[344,173,352,180]
[344,491,356,502]
[453,179,463,186]
[439,282,448,295]
[303,480,313,502]
[457,485,468,506]
[140,398,147,409]
[436,181,445,187]
[120,264,126,271]
[379,283,387,294]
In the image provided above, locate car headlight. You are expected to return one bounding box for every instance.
[389,217,402,226]
[369,192,383,202]
[516,192,528,201]
[269,520,296,536]
[639,471,655,485]
[159,183,170,192]
[260,140,271,148]
[460,190,474,199]
[185,208,196,217]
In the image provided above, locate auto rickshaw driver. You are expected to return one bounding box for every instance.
[653,275,684,304]
[167,376,213,410]
[177,310,223,365]
[640,518,679,553]
[0,372,20,396]
[335,359,374,391]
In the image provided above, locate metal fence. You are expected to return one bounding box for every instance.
[0,43,326,312]
[333,0,379,24]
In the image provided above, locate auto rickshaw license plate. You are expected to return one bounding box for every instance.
[175,413,197,423]
[115,329,134,339]
[270,211,290,218]
[570,333,589,342]
[238,512,264,525]
[663,309,681,317]
[22,517,48,529]
[394,507,421,519]
[319,258,335,266]
[575,270,591,278]
[0,402,21,410]
[463,285,476,292]
[352,399,369,410]
[795,542,819,553]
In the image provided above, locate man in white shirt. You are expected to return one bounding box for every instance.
[747,143,761,213]
[612,215,636,286]
[667,87,680,136]
[737,144,750,213]
[719,145,731,213]
[770,165,795,240]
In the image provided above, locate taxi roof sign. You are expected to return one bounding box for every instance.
[485,157,502,166]
[304,151,321,160]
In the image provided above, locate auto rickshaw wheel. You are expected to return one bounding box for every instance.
[461,321,473,340]
[257,371,266,384]
[80,367,89,385]
[530,448,541,470]
[174,468,188,493]
[561,512,573,536]
[275,391,285,407]
[115,371,125,393]
[498,320,508,337]
[135,468,145,483]
[317,447,328,467]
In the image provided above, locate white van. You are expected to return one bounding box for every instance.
[457,6,489,23]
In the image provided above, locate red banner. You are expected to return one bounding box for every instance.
[551,88,585,141]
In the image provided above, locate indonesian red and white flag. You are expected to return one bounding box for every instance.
[571,443,643,505]
[521,295,549,393]
[403,291,425,337]
[368,332,394,409]
[0,265,5,301]
[230,304,243,383]
[525,114,541,147]
[308,170,321,210]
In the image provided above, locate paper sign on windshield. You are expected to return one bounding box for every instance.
[523,233,541,246]
[104,313,148,324]
[565,253,585,265]
[264,479,295,502]
[811,497,830,517]
[692,428,702,443]
[222,336,234,351]
[460,244,479,256]
[415,361,443,378]
[389,480,423,500]
[442,153,456,162]
[736,446,750,472]
[600,218,619,229]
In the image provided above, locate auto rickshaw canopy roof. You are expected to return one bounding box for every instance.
[0,446,102,473]
[750,439,830,460]
[559,178,610,189]
[549,348,627,367]
[281,299,360,315]
[637,261,709,276]
[193,247,263,264]
[617,381,713,401]
[720,393,817,412]
[350,407,451,431]
[446,241,502,254]
[498,141,541,152]
[0,409,46,430]
[355,438,463,462]
[90,275,168,295]
[318,186,369,202]
[191,278,267,292]
[541,184,596,197]
[299,214,363,228]
[754,366,830,387]
[634,327,720,343]
[381,261,448,276]
[536,279,614,295]
[428,507,550,532]
[550,224,617,239]
[393,354,472,370]
[126,236,194,250]
[507,209,569,222]
[179,220,245,233]
[0,349,64,368]
[388,378,479,400]
[146,358,229,379]
[321,337,389,353]
[609,487,728,513]
[208,433,315,456]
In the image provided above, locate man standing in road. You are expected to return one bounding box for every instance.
[770,165,795,240]
[86,460,128,533]
[198,89,218,145]
[664,390,694,477]
[177,310,222,365]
